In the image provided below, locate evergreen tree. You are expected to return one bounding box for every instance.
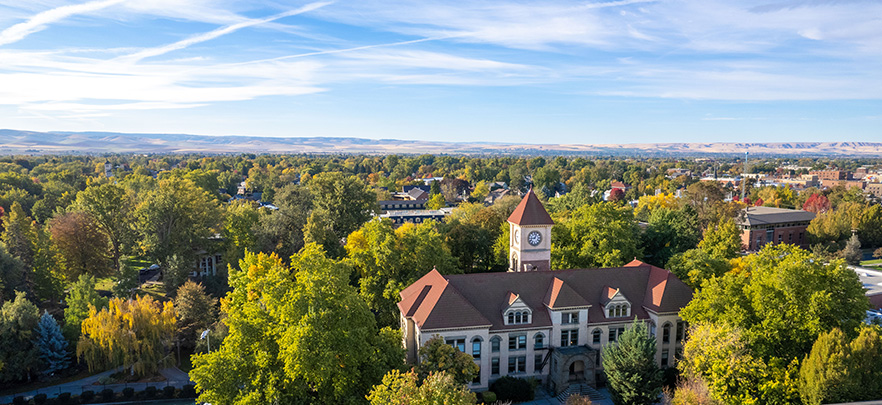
[602,320,663,405]
[0,291,40,382]
[844,233,862,265]
[34,311,70,376]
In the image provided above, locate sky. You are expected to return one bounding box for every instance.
[0,0,880,144]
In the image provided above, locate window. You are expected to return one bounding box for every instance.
[506,310,531,325]
[563,312,579,324]
[472,338,482,359]
[534,354,544,372]
[491,336,501,352]
[676,321,686,342]
[491,358,500,375]
[508,312,515,324]
[788,233,793,243]
[446,338,466,353]
[662,323,672,344]
[515,312,522,323]
[534,333,545,349]
[608,327,625,343]
[561,329,578,347]
[508,356,526,374]
[614,305,621,317]
[608,307,614,317]
[661,349,669,367]
[649,322,656,337]
[592,329,602,344]
[509,334,527,351]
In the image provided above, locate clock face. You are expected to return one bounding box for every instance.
[527,231,542,246]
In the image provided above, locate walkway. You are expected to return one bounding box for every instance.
[0,367,192,404]
[518,386,613,405]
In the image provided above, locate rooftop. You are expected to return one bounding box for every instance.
[736,206,816,226]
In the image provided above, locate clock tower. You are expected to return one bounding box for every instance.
[507,188,554,272]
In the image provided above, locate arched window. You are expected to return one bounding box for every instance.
[511,253,518,270]
[649,321,656,337]
[614,305,621,317]
[592,328,602,344]
[515,312,522,323]
[523,311,530,323]
[472,337,482,359]
[608,307,614,317]
[491,336,501,352]
[508,312,515,324]
[624,304,630,317]
[662,322,672,344]
[534,333,545,349]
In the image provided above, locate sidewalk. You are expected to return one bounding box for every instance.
[0,367,192,404]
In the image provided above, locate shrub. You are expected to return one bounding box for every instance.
[566,394,594,405]
[34,393,48,405]
[100,388,114,402]
[122,387,135,399]
[57,392,72,404]
[12,396,25,405]
[144,386,157,398]
[163,386,177,398]
[80,390,95,403]
[490,376,534,402]
[481,391,497,403]
[181,384,197,398]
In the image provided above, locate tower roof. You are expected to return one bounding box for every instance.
[507,189,554,226]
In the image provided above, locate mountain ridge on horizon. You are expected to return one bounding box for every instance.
[1,129,880,157]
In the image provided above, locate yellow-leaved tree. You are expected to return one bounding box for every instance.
[77,295,176,376]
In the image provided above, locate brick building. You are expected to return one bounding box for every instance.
[736,206,816,251]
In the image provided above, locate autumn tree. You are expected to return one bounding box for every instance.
[190,246,404,404]
[697,219,742,259]
[427,193,446,210]
[221,200,260,264]
[367,370,477,405]
[49,211,113,279]
[684,182,725,227]
[552,202,642,269]
[175,280,216,349]
[802,193,831,214]
[77,295,177,376]
[798,328,849,405]
[417,336,480,385]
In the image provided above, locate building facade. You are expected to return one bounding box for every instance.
[398,190,693,393]
[736,206,816,251]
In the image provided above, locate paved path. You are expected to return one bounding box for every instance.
[517,386,613,405]
[0,367,192,404]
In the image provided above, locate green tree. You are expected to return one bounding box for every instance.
[346,219,457,327]
[303,172,378,258]
[551,202,642,269]
[666,248,731,290]
[0,242,25,300]
[73,183,134,272]
[843,233,862,265]
[681,244,866,361]
[697,219,742,259]
[77,295,177,376]
[417,336,479,385]
[602,320,663,405]
[641,206,700,267]
[427,193,446,210]
[190,246,404,404]
[367,370,477,405]
[799,328,850,405]
[35,311,70,376]
[63,275,108,342]
[134,178,220,292]
[253,184,312,261]
[0,291,40,382]
[222,201,260,264]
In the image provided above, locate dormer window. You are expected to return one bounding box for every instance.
[606,303,630,318]
[505,310,531,325]
[502,292,532,325]
[562,312,579,324]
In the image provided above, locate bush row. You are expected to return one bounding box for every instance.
[11,384,196,405]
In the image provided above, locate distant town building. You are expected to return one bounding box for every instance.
[380,208,453,226]
[736,207,816,251]
[810,170,851,181]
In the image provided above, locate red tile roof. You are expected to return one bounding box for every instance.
[400,263,693,332]
[507,189,554,226]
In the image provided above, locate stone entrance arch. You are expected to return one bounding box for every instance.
[548,346,597,395]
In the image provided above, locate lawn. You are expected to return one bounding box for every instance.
[861,258,882,266]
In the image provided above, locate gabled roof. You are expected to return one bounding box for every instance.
[600,286,628,305]
[545,278,590,309]
[398,269,491,330]
[507,189,554,226]
[401,263,693,332]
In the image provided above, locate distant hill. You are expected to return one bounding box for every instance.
[1,129,881,156]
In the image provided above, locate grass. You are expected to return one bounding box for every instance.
[861,258,882,266]
[125,257,154,270]
[139,283,168,301]
[94,276,115,292]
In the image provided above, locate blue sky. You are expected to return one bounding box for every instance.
[0,0,880,144]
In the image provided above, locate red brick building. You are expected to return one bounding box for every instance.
[737,207,816,251]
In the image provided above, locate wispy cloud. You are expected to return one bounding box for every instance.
[0,0,125,46]
[117,1,333,63]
